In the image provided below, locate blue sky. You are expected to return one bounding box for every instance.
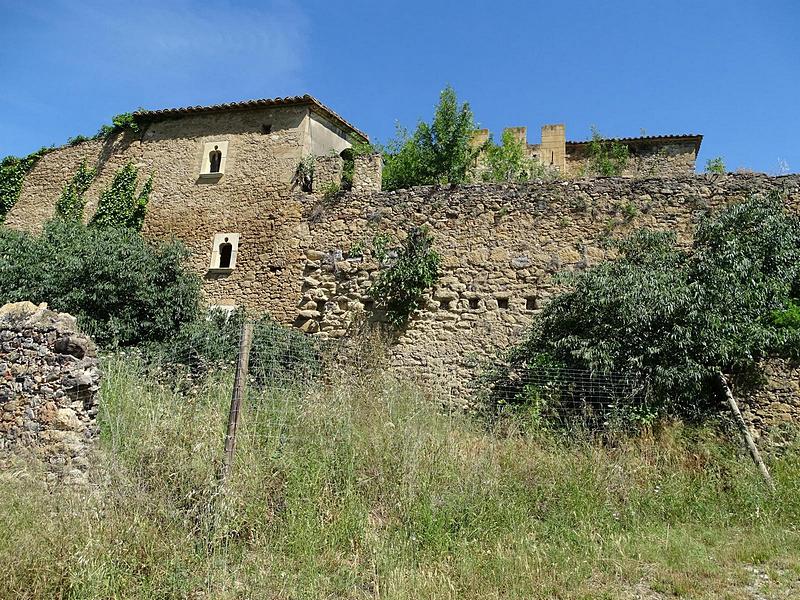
[1,0,797,173]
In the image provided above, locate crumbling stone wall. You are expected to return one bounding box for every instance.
[296,174,800,405]
[0,302,100,484]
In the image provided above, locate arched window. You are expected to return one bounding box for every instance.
[209,146,223,173]
[209,233,240,271]
[219,239,233,268]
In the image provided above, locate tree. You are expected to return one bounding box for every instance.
[482,130,556,182]
[382,86,479,190]
[492,192,800,420]
[91,161,153,231]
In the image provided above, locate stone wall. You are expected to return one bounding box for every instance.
[0,302,101,484]
[564,138,699,178]
[295,174,800,405]
[735,359,800,441]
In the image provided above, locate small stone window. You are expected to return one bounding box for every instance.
[468,298,479,310]
[526,297,538,311]
[209,233,240,271]
[497,297,509,310]
[200,141,229,177]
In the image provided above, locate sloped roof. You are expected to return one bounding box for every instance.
[567,133,703,153]
[134,94,368,141]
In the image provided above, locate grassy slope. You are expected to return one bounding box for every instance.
[1,356,799,599]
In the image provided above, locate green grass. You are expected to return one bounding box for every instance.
[1,355,800,598]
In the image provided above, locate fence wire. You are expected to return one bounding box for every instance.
[473,363,650,426]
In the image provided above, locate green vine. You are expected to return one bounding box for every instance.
[55,159,97,223]
[91,161,153,231]
[368,227,441,326]
[0,147,53,223]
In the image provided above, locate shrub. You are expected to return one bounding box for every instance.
[145,308,321,387]
[382,86,479,190]
[96,112,140,139]
[489,192,800,422]
[0,220,201,346]
[55,160,96,223]
[705,156,726,174]
[91,161,153,231]
[586,126,629,176]
[369,227,440,326]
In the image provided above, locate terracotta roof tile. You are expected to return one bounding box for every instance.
[134,94,368,141]
[567,133,703,152]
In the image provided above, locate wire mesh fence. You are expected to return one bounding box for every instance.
[472,363,650,427]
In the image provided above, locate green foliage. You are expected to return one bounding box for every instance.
[621,201,639,221]
[340,140,377,190]
[493,193,800,421]
[0,220,200,346]
[91,161,153,231]
[382,86,479,190]
[321,181,341,201]
[586,126,629,176]
[96,112,140,139]
[369,227,441,326]
[67,134,91,146]
[295,154,315,192]
[482,130,557,182]
[0,147,52,222]
[705,156,726,174]
[55,160,96,223]
[3,359,800,598]
[145,308,321,387]
[371,232,392,262]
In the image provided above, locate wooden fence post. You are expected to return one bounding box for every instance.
[221,321,254,484]
[718,372,776,492]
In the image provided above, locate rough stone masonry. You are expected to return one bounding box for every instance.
[0,301,101,484]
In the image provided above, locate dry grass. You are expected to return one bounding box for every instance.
[1,355,799,598]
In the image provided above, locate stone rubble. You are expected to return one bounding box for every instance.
[0,301,101,484]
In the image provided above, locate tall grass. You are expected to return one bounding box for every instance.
[1,356,799,598]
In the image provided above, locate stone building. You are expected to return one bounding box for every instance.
[473,124,703,177]
[5,95,379,318]
[15,94,800,430]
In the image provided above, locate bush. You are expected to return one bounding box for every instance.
[705,156,726,174]
[368,227,440,326]
[145,308,321,387]
[586,126,629,176]
[489,192,800,422]
[0,220,201,346]
[382,86,479,190]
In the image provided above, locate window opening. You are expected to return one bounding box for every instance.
[209,146,223,173]
[219,239,233,268]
